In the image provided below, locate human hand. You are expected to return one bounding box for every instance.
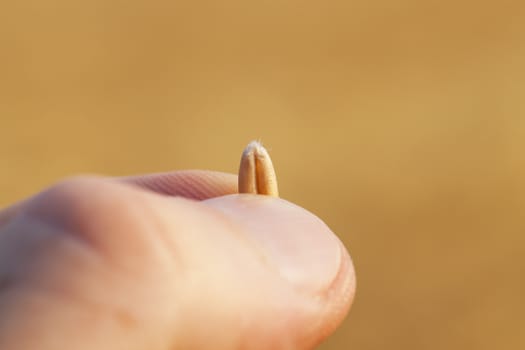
[0,171,355,349]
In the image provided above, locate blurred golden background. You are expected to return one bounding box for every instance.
[1,0,524,348]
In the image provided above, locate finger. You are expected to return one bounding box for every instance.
[202,195,356,345]
[120,170,238,200]
[0,177,355,350]
[0,170,236,229]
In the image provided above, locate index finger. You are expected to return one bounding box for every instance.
[120,170,238,200]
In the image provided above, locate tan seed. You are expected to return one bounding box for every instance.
[238,141,279,197]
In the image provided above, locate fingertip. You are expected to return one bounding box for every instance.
[203,194,356,345]
[204,195,353,293]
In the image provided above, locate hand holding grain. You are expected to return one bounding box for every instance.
[0,143,355,350]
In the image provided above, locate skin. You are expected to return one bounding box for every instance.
[0,170,356,350]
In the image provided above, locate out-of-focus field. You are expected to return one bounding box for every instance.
[1,1,524,348]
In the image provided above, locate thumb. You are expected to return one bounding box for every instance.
[0,177,355,350]
[200,195,356,348]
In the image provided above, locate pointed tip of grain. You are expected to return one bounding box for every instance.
[243,140,262,154]
[243,140,270,159]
